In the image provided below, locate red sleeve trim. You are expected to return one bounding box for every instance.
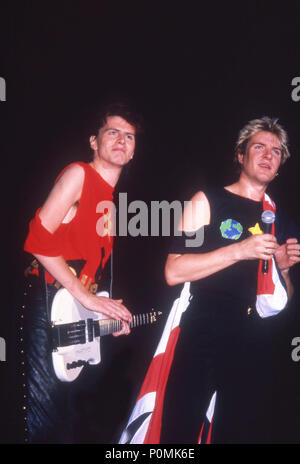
[24,208,62,257]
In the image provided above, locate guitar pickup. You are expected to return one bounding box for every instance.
[52,320,86,349]
[87,318,94,342]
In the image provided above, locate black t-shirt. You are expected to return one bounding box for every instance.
[170,188,266,305]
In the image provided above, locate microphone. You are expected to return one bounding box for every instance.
[261,210,275,274]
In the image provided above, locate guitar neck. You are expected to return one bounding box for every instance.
[97,311,160,337]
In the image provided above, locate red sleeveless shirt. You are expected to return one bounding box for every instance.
[24,162,115,287]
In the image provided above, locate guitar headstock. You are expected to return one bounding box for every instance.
[150,310,163,323]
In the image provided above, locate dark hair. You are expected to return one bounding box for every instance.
[91,99,144,136]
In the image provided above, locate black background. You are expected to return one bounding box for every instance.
[0,0,299,444]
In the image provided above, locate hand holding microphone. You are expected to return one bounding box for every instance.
[261,210,276,274]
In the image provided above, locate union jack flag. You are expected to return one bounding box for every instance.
[119,283,217,444]
[119,193,287,444]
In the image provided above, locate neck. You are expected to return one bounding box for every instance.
[226,174,268,202]
[90,159,122,188]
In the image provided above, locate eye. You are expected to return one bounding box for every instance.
[272,149,281,157]
[255,144,263,150]
[108,130,118,137]
[126,134,135,141]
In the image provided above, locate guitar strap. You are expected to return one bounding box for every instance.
[27,247,114,322]
[40,265,54,323]
[109,248,113,298]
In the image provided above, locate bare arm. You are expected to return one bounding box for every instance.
[165,191,278,286]
[280,270,294,300]
[32,164,132,331]
[275,238,300,300]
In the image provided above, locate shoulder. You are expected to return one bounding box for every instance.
[190,190,209,204]
[48,163,87,205]
[179,190,211,232]
[55,163,86,186]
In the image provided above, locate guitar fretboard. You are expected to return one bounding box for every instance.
[97,312,160,336]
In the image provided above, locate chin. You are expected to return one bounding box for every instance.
[258,175,273,185]
[111,153,127,165]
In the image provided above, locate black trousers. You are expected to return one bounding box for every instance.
[19,274,128,444]
[21,275,74,443]
[160,292,267,444]
[160,295,219,444]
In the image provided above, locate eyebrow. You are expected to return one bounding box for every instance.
[104,127,135,136]
[252,142,282,151]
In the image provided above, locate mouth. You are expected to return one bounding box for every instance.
[258,163,271,170]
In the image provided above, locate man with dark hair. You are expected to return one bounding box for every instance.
[160,117,300,443]
[21,101,142,443]
[90,100,144,136]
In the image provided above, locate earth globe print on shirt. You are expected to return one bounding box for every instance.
[220,219,243,240]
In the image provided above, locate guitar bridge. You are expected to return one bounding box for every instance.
[66,359,89,370]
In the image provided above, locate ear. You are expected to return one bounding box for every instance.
[89,135,98,150]
[237,152,244,165]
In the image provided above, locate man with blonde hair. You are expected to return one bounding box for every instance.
[234,116,290,165]
[160,116,300,443]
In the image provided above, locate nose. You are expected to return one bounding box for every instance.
[263,147,272,159]
[117,132,125,144]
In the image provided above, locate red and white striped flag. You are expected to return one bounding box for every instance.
[119,193,287,444]
[119,282,192,444]
[198,391,217,444]
[256,193,288,317]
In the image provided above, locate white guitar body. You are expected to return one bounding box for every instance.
[51,288,161,383]
[51,288,108,382]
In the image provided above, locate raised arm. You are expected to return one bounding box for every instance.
[275,238,300,300]
[165,191,278,286]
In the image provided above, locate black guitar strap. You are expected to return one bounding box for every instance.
[109,249,113,298]
[41,266,51,323]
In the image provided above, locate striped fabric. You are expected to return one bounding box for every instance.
[256,194,288,317]
[119,282,191,444]
[119,193,288,444]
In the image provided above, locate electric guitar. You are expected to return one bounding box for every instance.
[51,288,161,382]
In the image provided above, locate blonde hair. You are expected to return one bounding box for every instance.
[235,116,290,165]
